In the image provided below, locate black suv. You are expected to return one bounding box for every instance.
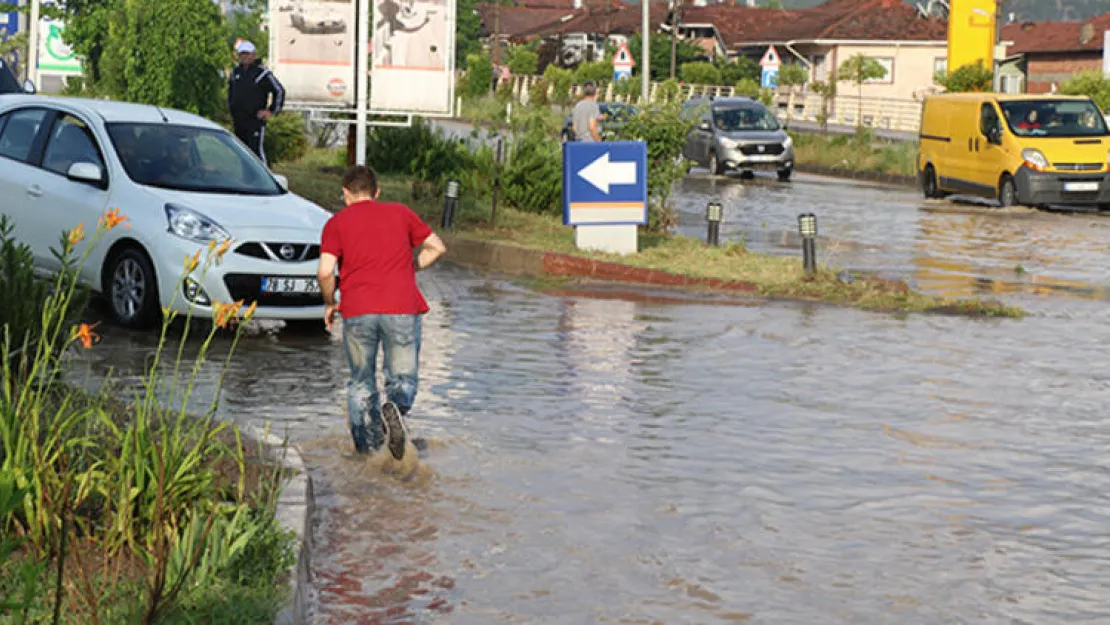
[0,58,35,95]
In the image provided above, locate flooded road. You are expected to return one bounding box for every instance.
[68,173,1110,624]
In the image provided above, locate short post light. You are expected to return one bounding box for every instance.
[797,212,818,277]
[706,201,723,247]
[441,179,460,230]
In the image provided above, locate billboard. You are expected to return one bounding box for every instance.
[37,2,81,76]
[946,0,996,74]
[269,0,356,104]
[369,0,456,114]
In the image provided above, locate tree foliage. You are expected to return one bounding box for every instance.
[679,61,721,86]
[62,0,231,120]
[613,101,696,231]
[1059,71,1110,111]
[624,33,703,81]
[935,59,993,93]
[836,53,887,127]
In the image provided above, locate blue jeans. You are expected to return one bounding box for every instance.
[341,314,422,452]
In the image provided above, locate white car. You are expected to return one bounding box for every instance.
[0,95,331,329]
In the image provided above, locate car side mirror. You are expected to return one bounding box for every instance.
[698,120,711,132]
[22,79,36,94]
[272,173,289,190]
[67,162,105,187]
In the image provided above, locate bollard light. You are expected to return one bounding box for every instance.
[706,201,723,246]
[797,213,818,277]
[441,179,461,231]
[798,213,817,238]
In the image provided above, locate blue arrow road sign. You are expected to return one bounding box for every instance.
[562,140,648,227]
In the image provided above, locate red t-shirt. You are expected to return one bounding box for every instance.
[319,200,433,317]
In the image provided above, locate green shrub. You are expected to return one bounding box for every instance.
[656,78,681,103]
[613,101,696,231]
[679,61,721,86]
[544,65,574,105]
[502,110,562,214]
[262,112,310,166]
[1060,71,1110,111]
[528,78,550,106]
[463,52,494,99]
[573,61,611,87]
[508,47,539,76]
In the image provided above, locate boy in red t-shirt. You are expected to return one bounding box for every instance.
[317,165,448,459]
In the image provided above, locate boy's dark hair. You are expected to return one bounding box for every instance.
[341,165,379,196]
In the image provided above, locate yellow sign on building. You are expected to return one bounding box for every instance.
[946,0,998,73]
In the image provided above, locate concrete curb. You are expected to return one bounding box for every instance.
[795,163,917,189]
[248,426,315,625]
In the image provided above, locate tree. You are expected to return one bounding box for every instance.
[64,0,230,120]
[455,0,482,69]
[776,63,808,125]
[935,59,993,92]
[508,46,539,76]
[625,33,701,82]
[679,61,721,85]
[1060,71,1110,111]
[836,53,887,128]
[226,0,269,60]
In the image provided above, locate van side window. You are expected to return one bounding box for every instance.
[980,103,1001,137]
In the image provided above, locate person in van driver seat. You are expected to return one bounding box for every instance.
[227,40,285,165]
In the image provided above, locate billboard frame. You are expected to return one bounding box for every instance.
[366,0,457,117]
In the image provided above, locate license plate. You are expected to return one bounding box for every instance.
[261,277,320,294]
[1064,181,1099,192]
[746,154,779,162]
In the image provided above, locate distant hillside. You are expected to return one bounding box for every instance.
[770,0,1110,22]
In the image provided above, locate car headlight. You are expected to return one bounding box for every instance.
[165,203,231,243]
[719,137,737,149]
[1021,148,1049,171]
[783,134,793,148]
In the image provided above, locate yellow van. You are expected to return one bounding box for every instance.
[917,93,1110,207]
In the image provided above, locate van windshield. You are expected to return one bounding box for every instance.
[713,106,780,132]
[999,99,1109,137]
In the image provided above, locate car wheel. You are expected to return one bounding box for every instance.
[777,167,793,181]
[708,151,725,176]
[105,246,161,329]
[922,164,944,199]
[998,174,1018,208]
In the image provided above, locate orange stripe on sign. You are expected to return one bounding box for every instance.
[277,59,352,66]
[569,202,644,209]
[375,65,446,71]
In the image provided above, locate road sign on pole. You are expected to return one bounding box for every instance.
[759,45,780,89]
[612,42,634,82]
[562,140,648,255]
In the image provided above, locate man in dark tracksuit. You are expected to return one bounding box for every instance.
[227,40,285,165]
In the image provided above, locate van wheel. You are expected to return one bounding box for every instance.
[998,174,1018,207]
[922,165,944,199]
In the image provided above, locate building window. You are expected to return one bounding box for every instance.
[1000,74,1024,94]
[934,57,947,79]
[862,57,894,84]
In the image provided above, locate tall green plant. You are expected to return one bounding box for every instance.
[836,53,888,128]
[613,101,696,231]
[935,59,993,93]
[502,109,562,214]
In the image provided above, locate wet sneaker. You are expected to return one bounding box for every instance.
[381,402,407,460]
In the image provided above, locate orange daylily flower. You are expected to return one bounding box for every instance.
[214,239,233,261]
[184,250,201,274]
[67,223,85,247]
[207,240,218,254]
[72,322,100,349]
[243,301,258,321]
[98,208,129,231]
[213,300,245,329]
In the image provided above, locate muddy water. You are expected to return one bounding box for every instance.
[673,171,1110,307]
[68,176,1110,624]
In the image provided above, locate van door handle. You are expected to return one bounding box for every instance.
[26,185,43,198]
[968,138,973,151]
[975,137,980,151]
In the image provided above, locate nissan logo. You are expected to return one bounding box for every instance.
[279,244,295,260]
[758,145,766,153]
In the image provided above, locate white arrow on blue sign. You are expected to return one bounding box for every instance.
[562,140,648,226]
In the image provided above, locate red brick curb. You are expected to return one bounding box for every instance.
[541,252,759,292]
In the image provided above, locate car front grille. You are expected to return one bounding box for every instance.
[739,143,785,156]
[235,242,320,262]
[1053,163,1103,171]
[223,274,323,308]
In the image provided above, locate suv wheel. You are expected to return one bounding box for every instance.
[708,151,725,176]
[105,246,161,329]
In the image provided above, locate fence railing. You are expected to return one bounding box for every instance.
[486,73,925,134]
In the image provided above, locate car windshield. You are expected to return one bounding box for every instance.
[999,99,1109,137]
[713,106,780,132]
[105,122,284,195]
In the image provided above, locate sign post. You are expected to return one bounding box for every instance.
[562,141,648,255]
[759,45,780,89]
[611,42,634,82]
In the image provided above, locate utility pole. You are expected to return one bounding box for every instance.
[669,0,679,78]
[27,0,39,88]
[991,0,1003,92]
[492,1,502,67]
[641,0,650,102]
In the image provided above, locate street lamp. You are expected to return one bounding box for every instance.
[797,213,817,276]
[441,179,460,230]
[706,201,722,246]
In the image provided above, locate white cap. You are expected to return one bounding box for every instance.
[236,40,256,54]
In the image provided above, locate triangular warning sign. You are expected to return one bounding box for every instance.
[612,42,635,67]
[760,45,780,66]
